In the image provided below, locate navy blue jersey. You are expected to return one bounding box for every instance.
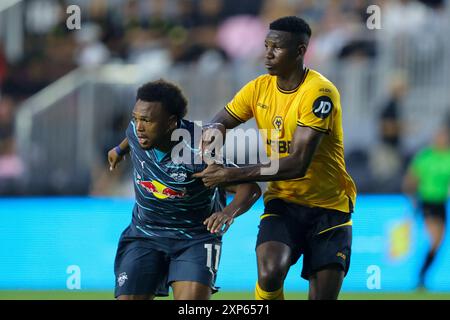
[126,119,227,240]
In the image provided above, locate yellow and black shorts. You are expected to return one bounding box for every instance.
[256,198,352,280]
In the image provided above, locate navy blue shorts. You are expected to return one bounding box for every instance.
[256,199,352,280]
[114,225,222,297]
[421,202,447,222]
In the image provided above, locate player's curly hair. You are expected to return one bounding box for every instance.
[136,79,188,119]
[269,16,312,39]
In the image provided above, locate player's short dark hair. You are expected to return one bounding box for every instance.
[269,16,312,41]
[136,79,187,119]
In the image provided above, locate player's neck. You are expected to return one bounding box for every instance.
[153,132,178,153]
[276,65,306,91]
[154,141,177,154]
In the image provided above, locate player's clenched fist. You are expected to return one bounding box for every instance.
[200,123,226,164]
[108,147,125,171]
[192,163,230,188]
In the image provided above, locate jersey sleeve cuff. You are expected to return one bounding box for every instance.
[297,121,330,134]
[225,105,246,123]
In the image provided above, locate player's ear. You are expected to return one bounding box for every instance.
[168,115,178,130]
[297,43,307,58]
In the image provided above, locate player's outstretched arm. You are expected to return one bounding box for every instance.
[203,183,261,234]
[194,126,324,187]
[108,138,130,171]
[210,108,242,130]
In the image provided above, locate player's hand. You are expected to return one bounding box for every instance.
[192,163,230,188]
[203,211,234,234]
[200,123,226,164]
[108,147,125,171]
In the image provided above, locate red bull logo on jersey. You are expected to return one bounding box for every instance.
[137,178,186,199]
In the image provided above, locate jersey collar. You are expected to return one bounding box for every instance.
[276,67,309,94]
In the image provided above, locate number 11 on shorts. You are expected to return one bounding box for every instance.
[204,243,221,271]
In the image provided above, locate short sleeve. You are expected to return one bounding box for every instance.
[224,80,256,123]
[297,84,338,134]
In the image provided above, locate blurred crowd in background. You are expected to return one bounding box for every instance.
[0,0,449,196]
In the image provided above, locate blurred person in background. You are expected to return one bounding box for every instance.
[300,0,377,69]
[172,0,228,65]
[403,120,450,290]
[0,46,6,85]
[0,95,25,195]
[121,0,171,68]
[369,72,409,193]
[74,22,111,67]
[379,73,409,150]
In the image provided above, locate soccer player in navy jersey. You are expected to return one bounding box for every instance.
[108,80,260,300]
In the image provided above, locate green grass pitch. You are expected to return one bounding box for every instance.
[1,291,450,300]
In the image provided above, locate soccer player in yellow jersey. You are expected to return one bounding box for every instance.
[193,16,357,300]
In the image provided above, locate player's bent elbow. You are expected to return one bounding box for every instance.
[282,153,310,180]
[250,183,262,200]
[241,183,261,201]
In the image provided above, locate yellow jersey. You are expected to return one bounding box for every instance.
[225,68,357,213]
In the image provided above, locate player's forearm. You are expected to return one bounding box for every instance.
[210,108,241,130]
[226,153,311,183]
[223,183,261,218]
[118,138,130,154]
